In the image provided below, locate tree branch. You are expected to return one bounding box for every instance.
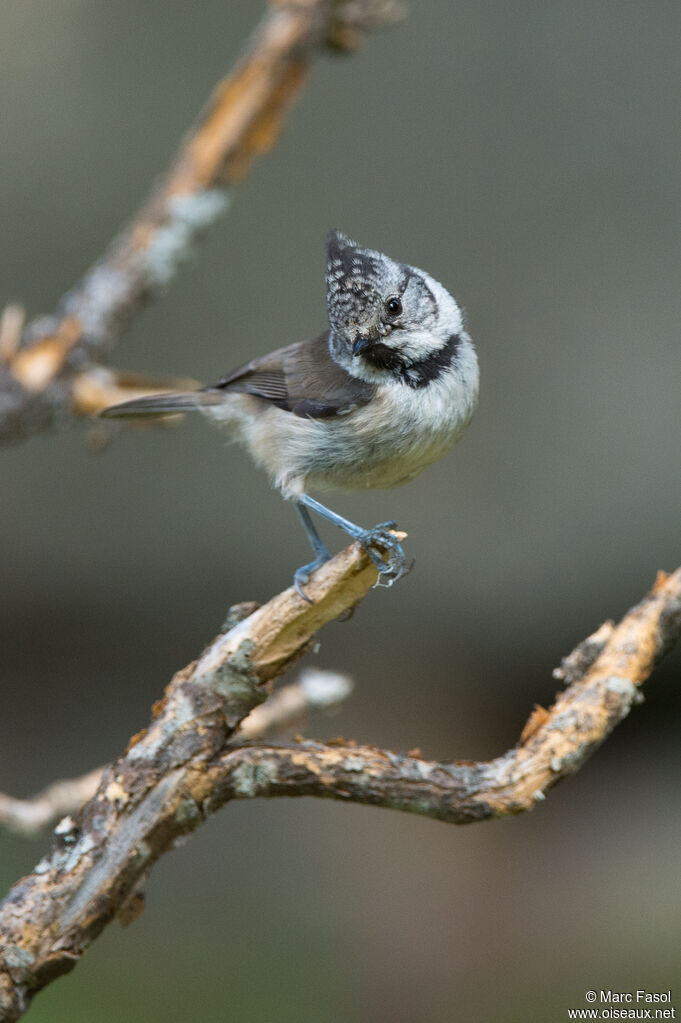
[0,0,404,446]
[0,542,383,1020]
[1,562,679,1019]
[0,669,352,839]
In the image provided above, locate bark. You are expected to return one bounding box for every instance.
[1,561,679,1021]
[0,0,404,445]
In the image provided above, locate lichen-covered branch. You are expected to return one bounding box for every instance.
[0,668,352,839]
[0,542,378,1020]
[213,570,681,820]
[1,565,679,1020]
[0,0,404,446]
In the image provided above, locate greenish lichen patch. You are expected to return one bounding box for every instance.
[2,945,35,971]
[195,639,263,726]
[134,840,152,863]
[546,709,579,733]
[145,189,230,288]
[62,833,97,873]
[603,675,635,698]
[399,759,433,782]
[231,758,278,798]
[225,639,256,677]
[174,798,201,828]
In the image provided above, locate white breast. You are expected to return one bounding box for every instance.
[204,336,479,499]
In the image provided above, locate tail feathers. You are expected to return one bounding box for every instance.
[99,390,222,419]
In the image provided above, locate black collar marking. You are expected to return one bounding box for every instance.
[363,332,461,389]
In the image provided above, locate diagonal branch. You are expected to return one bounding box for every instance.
[0,669,352,839]
[0,0,404,446]
[1,565,680,1020]
[0,542,384,1020]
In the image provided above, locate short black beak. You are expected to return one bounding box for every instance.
[352,334,375,357]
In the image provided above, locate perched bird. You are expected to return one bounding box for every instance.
[100,231,479,599]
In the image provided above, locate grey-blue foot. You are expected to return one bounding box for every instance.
[355,523,412,587]
[294,553,331,602]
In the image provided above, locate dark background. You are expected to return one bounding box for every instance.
[2,2,680,1020]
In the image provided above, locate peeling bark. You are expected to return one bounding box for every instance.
[1,564,680,1020]
[0,543,379,1020]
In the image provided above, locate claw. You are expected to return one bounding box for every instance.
[355,524,412,589]
[295,496,411,598]
[373,556,414,588]
[293,553,331,603]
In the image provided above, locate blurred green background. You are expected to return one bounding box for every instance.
[2,2,680,1020]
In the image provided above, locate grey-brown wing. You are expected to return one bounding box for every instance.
[205,332,374,419]
[206,345,291,404]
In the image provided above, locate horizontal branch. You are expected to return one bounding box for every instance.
[1,563,679,1020]
[203,567,681,828]
[0,0,404,445]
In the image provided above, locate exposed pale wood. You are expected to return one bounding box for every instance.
[1,565,679,1020]
[0,0,404,443]
[0,541,383,1020]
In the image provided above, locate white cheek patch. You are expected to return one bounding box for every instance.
[394,328,439,364]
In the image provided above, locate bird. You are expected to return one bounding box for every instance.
[100,231,479,600]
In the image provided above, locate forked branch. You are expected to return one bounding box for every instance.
[1,557,680,1021]
[0,669,352,838]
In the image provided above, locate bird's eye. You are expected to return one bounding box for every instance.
[384,296,402,318]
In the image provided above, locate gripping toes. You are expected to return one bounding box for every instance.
[294,554,330,602]
[357,523,411,587]
[294,496,412,597]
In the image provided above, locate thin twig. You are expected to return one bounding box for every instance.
[0,564,679,1020]
[0,669,352,838]
[238,667,353,739]
[0,306,25,365]
[0,0,404,445]
[0,771,105,842]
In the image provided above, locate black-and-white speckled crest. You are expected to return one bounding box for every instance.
[325,231,398,337]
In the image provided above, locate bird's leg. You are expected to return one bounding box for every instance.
[298,494,410,588]
[293,503,332,601]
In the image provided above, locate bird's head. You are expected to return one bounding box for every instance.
[325,231,464,386]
